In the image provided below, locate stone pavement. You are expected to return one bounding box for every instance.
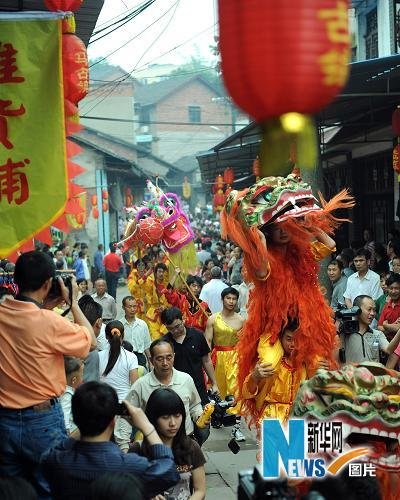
[115,282,259,499]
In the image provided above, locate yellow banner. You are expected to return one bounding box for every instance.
[0,16,67,257]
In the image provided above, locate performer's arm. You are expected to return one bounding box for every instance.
[202,354,219,394]
[244,362,275,396]
[314,228,335,250]
[204,315,215,348]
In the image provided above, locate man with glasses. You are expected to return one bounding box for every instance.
[114,339,206,450]
[161,307,219,406]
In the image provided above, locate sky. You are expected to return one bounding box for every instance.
[87,0,218,73]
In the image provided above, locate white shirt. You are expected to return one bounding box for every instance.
[199,278,229,314]
[60,386,76,433]
[119,316,151,354]
[343,269,383,305]
[99,346,138,401]
[96,324,108,351]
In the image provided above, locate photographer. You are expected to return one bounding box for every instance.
[0,251,96,497]
[338,294,390,364]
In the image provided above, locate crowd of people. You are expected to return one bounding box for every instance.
[0,212,400,499]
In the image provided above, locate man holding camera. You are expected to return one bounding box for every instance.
[338,294,390,364]
[0,251,96,498]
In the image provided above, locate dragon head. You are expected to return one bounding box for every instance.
[225,173,321,233]
[292,362,400,471]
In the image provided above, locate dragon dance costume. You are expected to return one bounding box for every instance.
[163,288,210,332]
[220,173,354,427]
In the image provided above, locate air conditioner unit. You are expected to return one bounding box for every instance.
[140,125,149,133]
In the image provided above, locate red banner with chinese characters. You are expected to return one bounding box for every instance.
[0,13,68,257]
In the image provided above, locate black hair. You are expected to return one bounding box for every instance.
[64,356,82,376]
[77,278,88,286]
[145,388,196,466]
[78,250,85,258]
[149,338,174,358]
[88,472,144,500]
[109,242,117,253]
[373,242,387,261]
[154,263,168,275]
[72,381,118,437]
[103,320,125,376]
[98,244,104,250]
[134,259,146,270]
[160,307,182,325]
[386,272,400,287]
[210,266,222,278]
[354,248,371,260]
[186,275,203,288]
[339,248,355,267]
[14,251,55,293]
[0,477,37,500]
[78,295,103,326]
[122,295,135,307]
[353,295,372,309]
[328,259,344,271]
[221,286,239,300]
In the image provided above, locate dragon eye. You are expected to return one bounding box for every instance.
[168,207,174,216]
[253,194,268,205]
[387,404,398,413]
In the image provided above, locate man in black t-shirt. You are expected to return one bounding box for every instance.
[161,307,219,406]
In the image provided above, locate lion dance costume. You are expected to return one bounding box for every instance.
[220,172,354,428]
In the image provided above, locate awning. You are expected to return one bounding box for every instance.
[197,55,400,186]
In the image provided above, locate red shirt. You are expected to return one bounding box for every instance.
[103,252,123,273]
[378,299,400,326]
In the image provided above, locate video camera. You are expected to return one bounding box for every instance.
[208,392,237,429]
[335,306,360,335]
[238,467,296,500]
[47,272,74,315]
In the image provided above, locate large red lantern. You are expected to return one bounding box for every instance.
[218,1,350,175]
[45,0,83,11]
[223,167,234,186]
[62,34,89,104]
[215,174,224,190]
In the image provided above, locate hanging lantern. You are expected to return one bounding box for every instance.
[102,201,109,212]
[92,207,99,219]
[252,157,261,179]
[102,189,109,200]
[218,1,350,176]
[91,194,97,206]
[223,167,234,186]
[182,177,191,199]
[215,174,224,190]
[392,107,400,136]
[62,34,89,105]
[213,188,226,212]
[45,0,83,11]
[393,144,400,173]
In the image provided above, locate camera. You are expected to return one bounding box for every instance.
[47,272,74,302]
[115,402,130,416]
[238,466,296,500]
[335,306,360,336]
[209,392,237,429]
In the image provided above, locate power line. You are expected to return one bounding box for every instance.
[81,115,244,127]
[89,66,216,82]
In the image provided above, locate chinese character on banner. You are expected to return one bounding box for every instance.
[0,99,26,149]
[0,42,25,84]
[349,463,376,477]
[0,157,29,205]
[307,423,320,454]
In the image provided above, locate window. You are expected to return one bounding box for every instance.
[188,105,201,123]
[365,8,378,60]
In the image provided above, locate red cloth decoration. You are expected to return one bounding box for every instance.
[392,107,400,136]
[218,0,350,121]
[138,218,164,245]
[223,167,234,185]
[393,144,400,173]
[44,0,83,11]
[62,34,88,104]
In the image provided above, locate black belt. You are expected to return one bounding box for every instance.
[18,398,59,412]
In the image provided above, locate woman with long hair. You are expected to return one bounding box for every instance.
[141,388,206,500]
[98,320,138,401]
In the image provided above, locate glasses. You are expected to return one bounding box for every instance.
[166,320,184,332]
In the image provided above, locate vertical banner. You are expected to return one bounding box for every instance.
[0,13,67,257]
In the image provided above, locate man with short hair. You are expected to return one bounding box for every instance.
[41,381,179,499]
[196,242,211,265]
[115,339,203,451]
[103,242,123,300]
[205,287,245,441]
[120,295,152,368]
[0,251,96,497]
[93,243,105,281]
[327,259,347,310]
[343,249,382,308]
[339,295,389,364]
[377,273,400,339]
[92,278,117,323]
[199,266,229,314]
[54,249,67,271]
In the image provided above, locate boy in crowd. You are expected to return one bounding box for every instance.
[60,357,83,438]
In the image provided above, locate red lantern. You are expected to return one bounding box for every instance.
[393,144,400,173]
[392,107,400,136]
[92,207,99,219]
[215,174,224,190]
[75,213,84,225]
[91,194,97,206]
[62,34,88,104]
[252,157,260,178]
[138,218,164,245]
[223,167,234,186]
[102,201,108,212]
[102,189,108,200]
[45,0,83,11]
[218,1,350,122]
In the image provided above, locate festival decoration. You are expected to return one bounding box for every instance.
[92,207,99,219]
[213,174,226,212]
[44,0,83,11]
[392,107,400,176]
[293,362,400,499]
[102,201,108,212]
[220,172,354,428]
[182,176,191,199]
[393,144,400,174]
[62,34,89,105]
[218,1,350,176]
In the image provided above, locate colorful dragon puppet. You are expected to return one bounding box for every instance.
[118,180,198,275]
[292,362,400,499]
[220,172,354,427]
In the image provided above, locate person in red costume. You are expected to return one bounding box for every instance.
[164,268,210,332]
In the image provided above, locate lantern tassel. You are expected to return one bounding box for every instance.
[259,113,317,177]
